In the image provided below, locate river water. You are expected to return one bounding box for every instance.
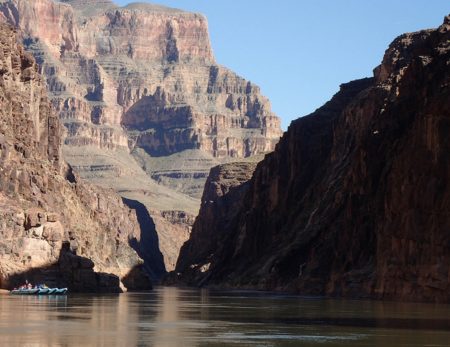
[0,287,449,346]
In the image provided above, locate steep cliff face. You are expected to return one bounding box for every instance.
[0,0,282,272]
[174,161,259,284]
[0,23,150,292]
[176,16,450,302]
[0,0,281,159]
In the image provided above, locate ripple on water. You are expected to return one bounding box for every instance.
[0,287,450,347]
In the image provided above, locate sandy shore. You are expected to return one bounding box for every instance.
[0,289,10,295]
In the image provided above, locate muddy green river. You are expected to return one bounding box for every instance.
[0,287,449,346]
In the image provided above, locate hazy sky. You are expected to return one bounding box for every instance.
[115,0,449,129]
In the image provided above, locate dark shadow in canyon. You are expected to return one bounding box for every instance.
[2,242,151,292]
[122,197,167,282]
[122,93,198,157]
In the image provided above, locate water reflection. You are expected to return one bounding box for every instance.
[149,286,195,347]
[0,288,450,346]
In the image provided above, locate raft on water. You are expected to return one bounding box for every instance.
[10,288,68,295]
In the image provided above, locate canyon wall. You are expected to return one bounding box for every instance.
[0,0,282,272]
[0,0,281,166]
[0,23,150,292]
[175,161,259,284]
[175,16,450,302]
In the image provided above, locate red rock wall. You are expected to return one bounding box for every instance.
[0,23,149,292]
[0,0,283,274]
[175,16,450,302]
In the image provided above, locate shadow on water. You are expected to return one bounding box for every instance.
[2,287,450,346]
[3,242,149,292]
[122,197,167,282]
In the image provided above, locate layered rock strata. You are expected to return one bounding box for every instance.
[0,0,282,272]
[0,0,281,169]
[175,16,450,303]
[0,23,149,292]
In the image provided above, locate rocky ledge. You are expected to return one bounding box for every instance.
[0,23,150,292]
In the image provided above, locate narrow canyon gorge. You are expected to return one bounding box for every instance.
[1,0,449,303]
[0,0,282,280]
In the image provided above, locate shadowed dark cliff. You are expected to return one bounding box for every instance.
[174,15,450,302]
[173,161,259,285]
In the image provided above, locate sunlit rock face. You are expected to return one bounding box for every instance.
[0,0,282,272]
[0,0,281,156]
[175,16,450,303]
[0,23,149,292]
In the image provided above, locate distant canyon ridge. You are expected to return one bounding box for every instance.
[0,0,282,276]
